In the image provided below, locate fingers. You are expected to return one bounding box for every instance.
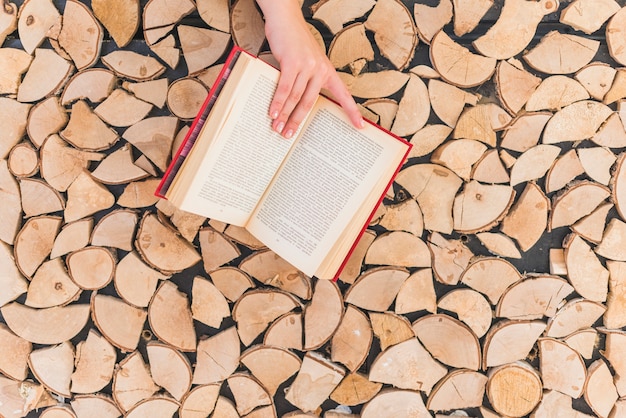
[326,75,365,129]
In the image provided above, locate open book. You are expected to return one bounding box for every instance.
[156,47,412,281]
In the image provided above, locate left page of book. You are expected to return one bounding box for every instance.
[168,53,298,226]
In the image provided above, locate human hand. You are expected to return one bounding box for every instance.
[256,0,364,139]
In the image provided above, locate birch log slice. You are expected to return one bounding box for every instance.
[240,345,301,396]
[431,139,487,181]
[193,327,240,385]
[0,377,55,418]
[177,26,231,74]
[428,232,473,285]
[428,79,476,128]
[328,23,375,70]
[17,48,72,103]
[486,362,542,417]
[28,341,74,397]
[312,0,375,34]
[430,30,497,88]
[395,268,436,315]
[565,233,609,301]
[212,396,239,418]
[344,267,410,312]
[560,0,620,34]
[413,0,453,43]
[19,178,65,217]
[545,298,606,338]
[239,250,311,300]
[538,338,587,398]
[585,359,619,418]
[461,257,522,304]
[224,224,266,249]
[94,89,152,127]
[452,0,493,36]
[363,98,398,130]
[593,112,626,148]
[612,153,626,220]
[452,181,514,233]
[135,213,201,274]
[61,68,117,106]
[576,62,616,101]
[91,293,147,352]
[64,171,115,223]
[10,143,39,177]
[167,78,208,119]
[123,78,169,108]
[25,258,81,308]
[115,251,169,308]
[112,351,159,412]
[0,47,31,96]
[142,0,194,41]
[264,312,303,351]
[40,406,77,418]
[330,305,372,372]
[523,31,599,74]
[70,329,116,394]
[495,60,541,115]
[117,178,162,209]
[191,275,230,329]
[551,181,610,230]
[197,0,230,32]
[17,0,61,54]
[330,373,381,407]
[361,389,430,418]
[0,1,17,46]
[510,144,560,186]
[369,311,414,351]
[57,0,102,70]
[545,149,585,194]
[337,70,410,99]
[0,161,22,246]
[179,384,221,418]
[227,373,272,416]
[198,228,240,273]
[304,279,343,350]
[231,0,265,55]
[92,0,139,48]
[209,267,255,303]
[483,320,546,368]
[427,369,488,411]
[338,229,375,284]
[67,246,116,290]
[146,342,192,401]
[499,182,549,251]
[148,281,196,351]
[102,50,165,81]
[26,98,68,154]
[0,242,27,309]
[14,215,61,277]
[91,208,138,251]
[563,328,598,360]
[122,116,179,172]
[364,231,431,267]
[91,146,149,185]
[607,6,626,66]
[61,100,119,151]
[0,323,31,381]
[526,75,590,111]
[496,275,573,320]
[438,288,492,338]
[0,97,30,160]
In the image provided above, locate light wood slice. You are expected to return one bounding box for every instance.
[312,0,375,34]
[330,305,371,372]
[146,342,192,401]
[546,298,606,338]
[89,209,136,251]
[17,0,61,54]
[391,73,429,136]
[28,341,74,397]
[61,68,117,106]
[369,311,414,351]
[577,146,616,185]
[500,112,551,153]
[363,98,398,130]
[0,97,30,160]
[156,200,206,242]
[550,248,567,275]
[526,75,590,111]
[14,215,60,277]
[198,227,240,273]
[135,213,201,274]
[26,93,66,151]
[539,338,587,398]
[576,62,617,101]
[486,362,542,417]
[510,144,560,187]
[148,280,196,351]
[428,79,477,128]
[228,374,274,417]
[179,384,221,418]
[124,396,180,418]
[595,218,626,262]
[91,146,149,185]
[0,377,55,418]
[338,229,375,284]
[545,149,585,194]
[607,6,626,66]
[209,267,255,303]
[344,267,410,311]
[453,103,512,147]
[230,0,264,55]
[0,240,27,307]
[19,178,64,217]
[523,31,599,74]
[396,164,463,234]
[583,359,618,417]
[0,160,21,245]
[427,369,488,411]
[167,78,208,119]
[304,279,343,350]
[328,23,374,70]
[94,89,152,127]
[0,47,31,95]
[112,351,159,412]
[473,0,558,59]
[224,224,266,249]
[264,312,303,351]
[428,232,473,285]
[61,100,119,151]
[92,293,147,352]
[17,48,72,103]
[593,112,626,148]
[122,116,179,172]
[71,329,116,394]
[212,396,239,418]
[369,337,447,394]
[240,345,301,396]
[9,142,39,177]
[149,33,180,69]
[102,50,165,81]
[285,352,345,413]
[412,313,481,370]
[232,289,300,346]
[605,261,626,329]
[430,30,497,88]
[500,149,517,168]
[67,246,115,290]
[476,232,521,258]
[118,178,162,208]
[123,78,168,108]
[613,153,626,221]
[337,70,410,99]
[495,59,541,114]
[115,251,169,308]
[361,389,430,418]
[92,0,139,47]
[0,1,17,46]
[240,249,311,300]
[563,328,597,359]
[40,405,77,418]
[197,0,229,32]
[191,275,230,329]
[40,135,104,192]
[453,180,515,233]
[0,323,31,381]
[497,275,573,320]
[413,0,452,43]
[25,258,80,308]
[452,0,493,36]
[365,231,430,268]
[330,372,382,406]
[395,268,437,315]
[551,181,610,230]
[461,257,522,304]
[57,0,102,70]
[438,288,492,338]
[532,390,594,418]
[560,0,620,34]
[142,0,194,40]
[193,327,240,385]
[431,139,487,181]
[601,330,626,397]
[64,170,115,222]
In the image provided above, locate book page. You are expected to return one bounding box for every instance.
[175,56,297,225]
[247,97,409,277]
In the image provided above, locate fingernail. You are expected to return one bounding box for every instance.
[276,122,285,133]
[285,129,294,139]
[359,118,365,128]
[271,110,279,119]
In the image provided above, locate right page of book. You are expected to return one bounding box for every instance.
[247,96,410,279]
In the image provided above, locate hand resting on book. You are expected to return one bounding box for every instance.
[256,0,364,139]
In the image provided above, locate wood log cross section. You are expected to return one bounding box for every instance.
[3,0,626,416]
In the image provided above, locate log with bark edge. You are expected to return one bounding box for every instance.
[28,341,74,398]
[9,142,39,178]
[167,78,208,120]
[495,59,541,114]
[264,311,303,351]
[344,266,410,312]
[145,341,192,401]
[427,369,488,412]
[593,112,626,148]
[452,181,515,234]
[60,68,117,106]
[330,305,371,372]
[67,246,116,290]
[0,1,17,46]
[0,97,31,160]
[230,0,264,55]
[303,279,343,350]
[19,178,64,217]
[606,6,626,66]
[550,181,610,230]
[178,383,220,418]
[311,0,375,34]
[431,138,487,181]
[486,361,543,417]
[337,70,410,99]
[25,258,80,308]
[91,293,147,352]
[460,257,522,305]
[496,275,573,320]
[361,389,430,418]
[91,0,139,48]
[369,311,414,351]
[17,0,61,54]
[122,116,179,172]
[148,280,196,352]
[438,288,492,338]
[427,232,473,285]
[94,89,153,127]
[545,149,585,194]
[523,31,599,74]
[117,178,162,209]
[526,75,590,111]
[545,298,606,338]
[0,376,56,418]
[364,230,431,267]
[327,23,373,70]
[453,103,512,147]
[0,323,31,381]
[240,345,301,397]
[112,351,159,412]
[539,337,587,399]
[413,0,452,44]
[330,372,382,407]
[70,329,116,394]
[227,372,273,416]
[0,47,31,95]
[395,268,437,315]
[49,218,92,259]
[17,48,72,103]
[101,50,165,81]
[377,199,424,237]
[191,275,230,329]
[428,79,477,128]
[193,327,240,385]
[57,0,102,71]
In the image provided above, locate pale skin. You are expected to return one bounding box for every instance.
[255,0,364,139]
